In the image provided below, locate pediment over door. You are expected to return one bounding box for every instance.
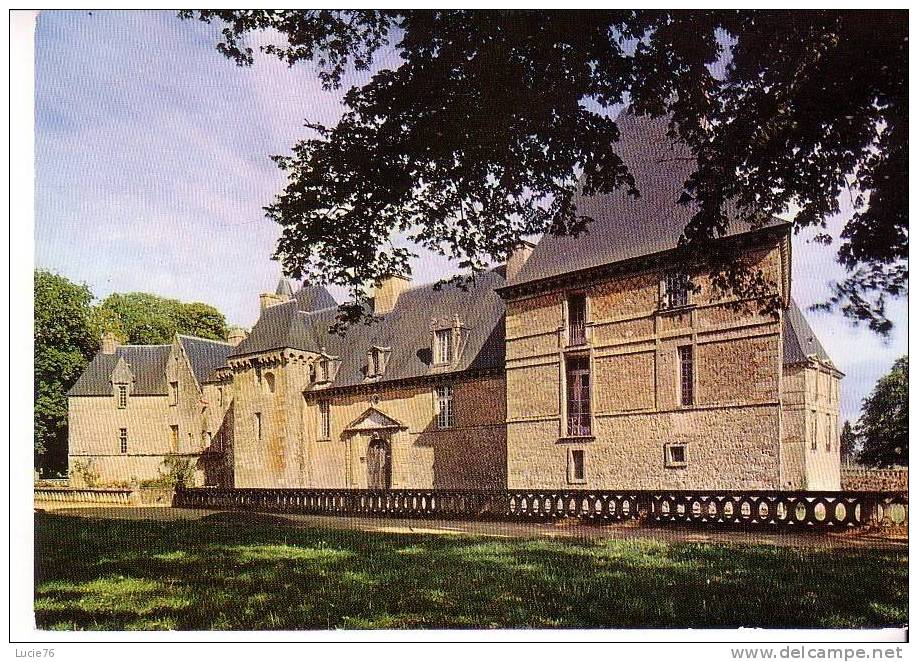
[344,407,406,433]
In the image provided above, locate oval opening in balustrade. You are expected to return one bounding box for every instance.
[740,501,752,517]
[594,498,603,514]
[622,499,631,515]
[691,501,701,516]
[835,502,847,522]
[813,501,827,522]
[795,502,807,521]
[887,503,907,524]
[758,502,770,519]
[723,501,734,518]
[661,501,671,515]
[707,501,718,517]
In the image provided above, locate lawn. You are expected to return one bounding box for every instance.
[34,511,907,630]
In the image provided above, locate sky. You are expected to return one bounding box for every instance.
[33,10,907,423]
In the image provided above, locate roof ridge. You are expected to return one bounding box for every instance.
[177,334,232,345]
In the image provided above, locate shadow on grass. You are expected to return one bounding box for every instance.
[34,512,908,630]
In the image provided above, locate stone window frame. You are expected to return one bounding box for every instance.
[825,412,833,452]
[168,380,179,407]
[217,386,224,408]
[434,384,454,429]
[563,291,590,347]
[169,424,179,453]
[561,351,594,439]
[664,442,688,468]
[660,270,693,310]
[318,400,331,441]
[366,346,392,379]
[567,447,587,484]
[433,328,454,366]
[677,344,695,407]
[810,410,818,451]
[255,412,263,442]
[116,383,128,409]
[118,428,128,455]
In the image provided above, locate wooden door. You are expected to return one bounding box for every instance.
[367,435,391,489]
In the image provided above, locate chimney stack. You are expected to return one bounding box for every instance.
[259,278,294,312]
[373,275,411,315]
[101,331,119,355]
[226,328,247,346]
[505,240,536,282]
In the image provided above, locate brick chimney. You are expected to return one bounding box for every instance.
[226,328,247,346]
[505,240,536,281]
[101,331,119,355]
[373,275,411,315]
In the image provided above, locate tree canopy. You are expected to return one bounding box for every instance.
[856,356,908,468]
[839,420,858,464]
[182,9,906,331]
[97,292,227,345]
[34,270,98,472]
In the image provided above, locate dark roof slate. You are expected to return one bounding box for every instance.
[178,336,234,385]
[68,345,172,396]
[506,112,783,288]
[231,269,507,389]
[783,299,835,368]
[294,284,338,313]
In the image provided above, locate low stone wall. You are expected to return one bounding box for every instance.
[34,486,175,506]
[842,467,908,492]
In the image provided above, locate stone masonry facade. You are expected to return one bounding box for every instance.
[66,113,843,491]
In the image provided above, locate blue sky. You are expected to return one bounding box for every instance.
[34,10,907,423]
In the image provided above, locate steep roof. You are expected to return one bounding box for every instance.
[68,345,171,396]
[275,278,294,298]
[231,269,507,389]
[178,335,234,385]
[783,299,836,368]
[506,112,785,289]
[294,284,338,313]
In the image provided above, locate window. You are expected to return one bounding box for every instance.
[664,271,691,308]
[567,293,587,345]
[665,443,687,467]
[217,387,224,408]
[678,346,694,407]
[117,384,128,409]
[170,425,179,452]
[566,356,591,437]
[308,362,316,383]
[369,350,380,376]
[568,449,586,484]
[264,372,276,394]
[255,412,263,442]
[810,412,817,450]
[434,329,453,365]
[318,401,331,440]
[317,358,328,382]
[119,428,128,454]
[825,413,833,451]
[203,431,212,448]
[169,381,178,406]
[435,385,454,429]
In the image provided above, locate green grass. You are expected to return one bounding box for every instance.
[34,512,907,630]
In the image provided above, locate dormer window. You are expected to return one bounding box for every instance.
[434,329,453,365]
[567,293,587,346]
[366,346,391,378]
[662,271,691,309]
[312,350,341,384]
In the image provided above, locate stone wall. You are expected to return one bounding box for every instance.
[505,236,793,490]
[841,466,908,491]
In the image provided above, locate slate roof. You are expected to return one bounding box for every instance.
[294,283,338,313]
[505,111,786,289]
[783,299,836,368]
[68,336,234,396]
[178,335,234,385]
[231,272,507,390]
[68,345,172,396]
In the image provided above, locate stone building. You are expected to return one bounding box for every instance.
[66,113,843,491]
[67,333,235,486]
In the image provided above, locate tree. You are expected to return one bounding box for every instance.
[34,270,97,473]
[97,292,227,345]
[839,420,858,464]
[856,356,908,467]
[182,10,906,331]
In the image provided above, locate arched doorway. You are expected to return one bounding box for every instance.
[367,433,391,489]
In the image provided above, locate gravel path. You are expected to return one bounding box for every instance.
[34,501,907,550]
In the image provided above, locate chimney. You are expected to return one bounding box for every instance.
[373,274,411,315]
[226,328,247,346]
[101,331,119,355]
[505,240,536,282]
[259,278,293,312]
